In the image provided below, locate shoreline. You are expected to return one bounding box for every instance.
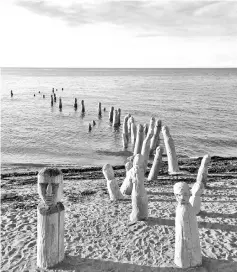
[1,156,237,271]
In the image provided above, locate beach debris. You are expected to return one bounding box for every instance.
[148,146,163,181]
[74,98,78,110]
[98,102,102,116]
[162,125,179,174]
[174,182,202,268]
[59,97,62,110]
[130,154,148,223]
[37,167,65,269]
[150,120,162,155]
[196,154,211,187]
[81,100,85,113]
[133,124,144,155]
[109,106,114,122]
[11,90,13,97]
[120,161,133,195]
[102,163,124,201]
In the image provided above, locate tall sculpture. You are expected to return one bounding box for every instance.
[173,182,202,269]
[102,164,124,201]
[133,124,144,155]
[120,161,133,195]
[196,154,211,187]
[150,120,162,155]
[130,155,148,222]
[147,146,163,181]
[37,168,65,269]
[162,126,179,174]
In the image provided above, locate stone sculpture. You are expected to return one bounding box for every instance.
[162,126,179,174]
[112,109,119,127]
[130,154,148,222]
[118,108,121,126]
[130,118,137,145]
[120,161,133,195]
[173,182,202,269]
[81,100,85,113]
[37,167,65,269]
[102,164,124,201]
[59,98,62,110]
[74,98,77,110]
[147,146,163,181]
[98,102,102,116]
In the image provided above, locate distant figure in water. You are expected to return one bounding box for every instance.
[62,88,63,91]
[39,91,40,94]
[74,98,78,110]
[34,94,36,97]
[11,90,13,97]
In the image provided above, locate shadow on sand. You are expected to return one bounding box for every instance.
[52,255,237,272]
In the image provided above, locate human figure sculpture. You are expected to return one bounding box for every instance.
[102,164,124,201]
[123,115,129,141]
[51,95,53,106]
[133,124,144,155]
[130,154,148,223]
[120,161,133,195]
[147,146,163,181]
[196,154,211,187]
[109,106,114,122]
[162,126,179,174]
[150,120,162,155]
[173,182,202,269]
[37,167,64,269]
[189,182,204,215]
[11,90,13,97]
[143,123,148,138]
[54,93,56,102]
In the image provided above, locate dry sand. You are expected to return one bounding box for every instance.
[1,157,237,272]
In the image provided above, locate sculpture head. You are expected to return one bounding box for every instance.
[38,167,63,206]
[102,164,114,180]
[173,182,190,205]
[137,124,143,133]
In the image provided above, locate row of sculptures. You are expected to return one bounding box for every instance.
[36,115,211,270]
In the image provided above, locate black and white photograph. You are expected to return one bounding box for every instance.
[1,0,237,271]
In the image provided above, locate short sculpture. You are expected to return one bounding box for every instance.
[118,108,121,126]
[189,182,204,215]
[130,154,148,223]
[162,126,179,174]
[102,164,124,201]
[133,124,144,155]
[37,167,65,269]
[174,182,202,269]
[59,98,62,110]
[120,161,133,195]
[150,120,162,155]
[81,100,85,113]
[196,154,211,187]
[74,98,77,110]
[98,102,102,116]
[51,95,53,106]
[147,146,163,181]
[112,109,119,127]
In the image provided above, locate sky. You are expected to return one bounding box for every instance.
[0,0,237,68]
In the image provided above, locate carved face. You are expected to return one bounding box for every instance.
[174,182,191,205]
[38,168,63,206]
[102,164,114,180]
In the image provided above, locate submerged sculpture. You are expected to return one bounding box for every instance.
[130,154,148,223]
[102,164,124,201]
[174,182,202,269]
[37,167,65,269]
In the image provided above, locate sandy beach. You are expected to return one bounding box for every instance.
[1,156,237,272]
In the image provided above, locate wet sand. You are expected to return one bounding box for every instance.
[1,156,237,271]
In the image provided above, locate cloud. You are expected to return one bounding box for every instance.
[16,0,237,36]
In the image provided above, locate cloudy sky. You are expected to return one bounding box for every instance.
[0,0,237,67]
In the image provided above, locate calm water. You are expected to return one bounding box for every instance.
[1,68,237,169]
